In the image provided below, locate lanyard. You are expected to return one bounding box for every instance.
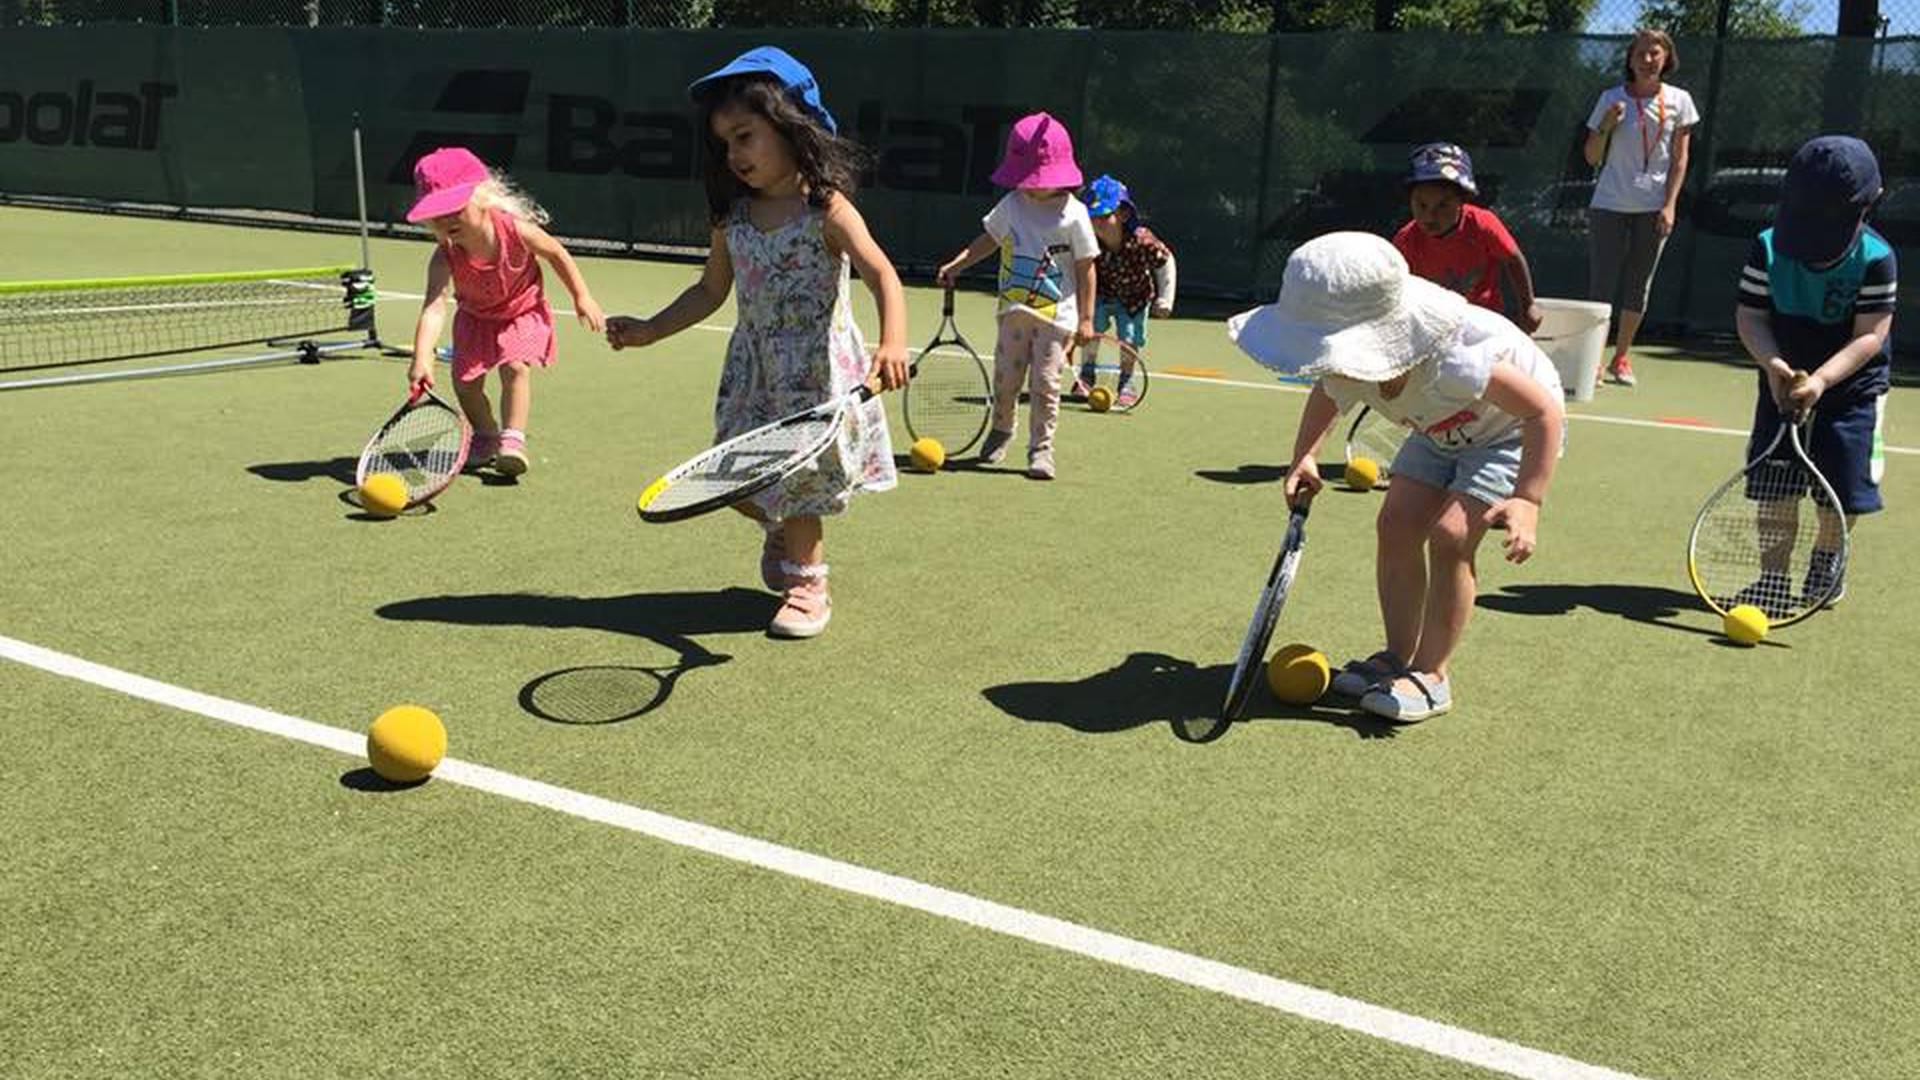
[1630,85,1666,174]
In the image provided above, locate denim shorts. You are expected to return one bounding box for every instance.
[1391,431,1526,507]
[1091,299,1148,347]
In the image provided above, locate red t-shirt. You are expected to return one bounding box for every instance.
[1391,203,1521,313]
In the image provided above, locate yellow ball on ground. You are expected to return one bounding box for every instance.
[1266,643,1331,705]
[1344,457,1381,492]
[367,705,447,783]
[1087,386,1115,413]
[358,472,409,517]
[909,436,946,472]
[1723,604,1769,646]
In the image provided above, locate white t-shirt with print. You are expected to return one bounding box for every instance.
[983,192,1099,331]
[1586,83,1700,214]
[1321,305,1563,450]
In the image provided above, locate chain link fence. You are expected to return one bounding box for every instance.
[3,0,1914,31]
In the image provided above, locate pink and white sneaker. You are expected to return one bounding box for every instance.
[495,428,528,476]
[769,562,831,638]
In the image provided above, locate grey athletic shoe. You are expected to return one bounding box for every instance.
[1027,447,1055,481]
[978,428,1014,465]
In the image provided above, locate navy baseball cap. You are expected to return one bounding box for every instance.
[1775,135,1881,263]
[1406,142,1477,196]
[688,46,837,134]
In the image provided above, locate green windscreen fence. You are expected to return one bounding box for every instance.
[2,26,1914,337]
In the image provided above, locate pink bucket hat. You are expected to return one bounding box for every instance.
[990,112,1083,190]
[406,147,489,223]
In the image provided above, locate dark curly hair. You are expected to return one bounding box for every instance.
[694,76,869,225]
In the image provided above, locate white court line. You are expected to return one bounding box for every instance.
[371,289,1920,457]
[0,632,1649,1080]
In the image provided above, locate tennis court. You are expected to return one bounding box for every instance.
[3,204,1917,1079]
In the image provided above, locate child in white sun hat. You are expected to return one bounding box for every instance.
[1227,232,1565,723]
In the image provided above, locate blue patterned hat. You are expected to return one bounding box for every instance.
[1085,174,1131,217]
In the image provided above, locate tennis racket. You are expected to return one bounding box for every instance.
[1344,406,1407,480]
[1686,373,1849,628]
[637,380,878,523]
[355,380,471,508]
[1221,492,1315,724]
[903,284,991,455]
[1064,333,1150,413]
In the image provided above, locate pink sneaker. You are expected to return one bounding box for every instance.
[495,429,528,476]
[758,524,786,591]
[769,562,831,638]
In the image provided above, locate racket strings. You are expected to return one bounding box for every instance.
[646,415,833,517]
[905,343,989,448]
[370,406,466,501]
[1694,456,1844,621]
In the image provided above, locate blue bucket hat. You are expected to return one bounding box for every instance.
[1086,174,1131,217]
[1775,135,1882,264]
[1406,142,1477,197]
[688,46,837,134]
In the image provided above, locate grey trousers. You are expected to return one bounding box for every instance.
[1588,208,1669,315]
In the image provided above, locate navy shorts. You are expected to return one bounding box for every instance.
[1747,389,1885,515]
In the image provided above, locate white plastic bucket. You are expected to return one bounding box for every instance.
[1532,298,1611,403]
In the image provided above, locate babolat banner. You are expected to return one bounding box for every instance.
[2,25,1914,329]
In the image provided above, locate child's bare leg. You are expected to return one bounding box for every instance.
[783,515,824,567]
[498,361,532,433]
[1375,478,1449,663]
[453,376,498,435]
[1408,494,1494,679]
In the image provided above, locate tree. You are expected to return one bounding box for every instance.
[1636,0,1814,38]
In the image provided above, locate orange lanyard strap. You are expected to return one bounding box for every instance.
[1632,86,1666,174]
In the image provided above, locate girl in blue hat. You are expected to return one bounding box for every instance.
[605,47,909,639]
[1076,174,1176,408]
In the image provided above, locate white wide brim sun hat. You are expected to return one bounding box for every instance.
[1227,231,1467,382]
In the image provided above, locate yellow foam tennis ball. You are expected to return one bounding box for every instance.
[1266,644,1331,705]
[1723,604,1769,646]
[1344,457,1381,492]
[1087,386,1114,413]
[359,472,408,517]
[909,436,946,472]
[367,705,447,783]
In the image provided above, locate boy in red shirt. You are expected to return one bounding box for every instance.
[1391,142,1542,334]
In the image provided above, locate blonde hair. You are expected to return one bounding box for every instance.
[1623,28,1679,81]
[469,172,551,227]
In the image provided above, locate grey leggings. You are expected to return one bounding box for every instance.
[1588,208,1669,314]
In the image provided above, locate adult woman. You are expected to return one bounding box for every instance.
[1584,28,1700,387]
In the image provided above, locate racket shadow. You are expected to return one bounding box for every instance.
[518,652,730,726]
[1477,582,1791,648]
[981,651,1398,741]
[1192,460,1378,488]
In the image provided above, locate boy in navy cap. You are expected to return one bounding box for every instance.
[1734,134,1897,605]
[1391,142,1543,334]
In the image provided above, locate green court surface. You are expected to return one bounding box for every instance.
[3,206,1916,1080]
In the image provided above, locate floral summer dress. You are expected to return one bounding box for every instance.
[714,199,895,520]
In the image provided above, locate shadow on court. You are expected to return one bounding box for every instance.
[337,767,427,793]
[517,651,731,726]
[981,651,1400,742]
[1192,460,1378,489]
[1477,581,1791,648]
[246,456,359,485]
[376,588,778,646]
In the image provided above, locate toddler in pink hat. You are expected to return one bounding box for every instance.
[936,112,1099,481]
[404,146,604,476]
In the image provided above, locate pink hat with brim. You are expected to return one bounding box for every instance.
[990,112,1083,190]
[405,147,489,223]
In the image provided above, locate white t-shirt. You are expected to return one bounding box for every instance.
[983,192,1099,330]
[1321,306,1563,450]
[1586,83,1700,214]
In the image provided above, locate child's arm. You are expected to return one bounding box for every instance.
[1783,309,1893,415]
[518,220,604,332]
[607,227,732,351]
[823,194,909,391]
[1735,304,1795,411]
[1151,251,1177,317]
[1074,256,1096,344]
[407,249,454,388]
[936,233,997,286]
[1282,383,1342,505]
[1498,253,1543,334]
[1480,364,1564,563]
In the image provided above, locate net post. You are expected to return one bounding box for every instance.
[352,114,372,274]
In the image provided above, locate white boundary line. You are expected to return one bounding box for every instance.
[0,632,1649,1080]
[373,288,1919,458]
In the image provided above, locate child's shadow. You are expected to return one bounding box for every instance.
[376,587,779,651]
[1478,582,1790,648]
[981,651,1397,742]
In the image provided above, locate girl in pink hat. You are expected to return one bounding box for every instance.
[936,111,1099,481]
[404,146,605,476]
[604,47,908,639]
